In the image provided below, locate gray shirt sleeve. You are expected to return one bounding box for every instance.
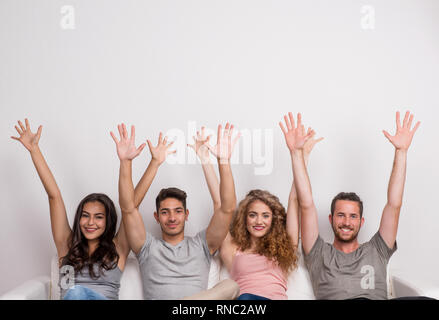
[370,231,397,262]
[136,232,154,265]
[194,228,213,261]
[303,235,324,274]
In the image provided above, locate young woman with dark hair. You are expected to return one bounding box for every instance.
[11,119,167,300]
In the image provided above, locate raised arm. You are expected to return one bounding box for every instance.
[110,124,147,255]
[134,132,175,209]
[379,111,420,249]
[279,113,318,255]
[205,123,240,255]
[284,131,323,248]
[11,119,71,259]
[187,126,221,211]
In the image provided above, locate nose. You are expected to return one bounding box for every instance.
[342,216,353,226]
[256,215,263,224]
[87,216,95,226]
[168,212,177,222]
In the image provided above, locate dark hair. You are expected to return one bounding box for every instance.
[331,192,363,218]
[61,193,119,279]
[155,187,187,212]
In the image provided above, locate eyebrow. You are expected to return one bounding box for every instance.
[82,210,105,216]
[160,207,185,211]
[248,211,272,215]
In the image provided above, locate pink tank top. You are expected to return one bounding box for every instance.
[230,251,287,300]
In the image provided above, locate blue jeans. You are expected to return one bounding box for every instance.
[63,285,108,300]
[237,293,270,300]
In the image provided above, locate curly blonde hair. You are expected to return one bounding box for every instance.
[230,189,299,275]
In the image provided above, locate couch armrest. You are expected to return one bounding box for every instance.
[390,269,439,299]
[0,276,51,300]
[391,275,424,298]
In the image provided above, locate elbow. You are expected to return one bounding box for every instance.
[299,200,315,211]
[213,201,221,211]
[120,204,136,215]
[48,191,62,201]
[386,202,402,211]
[220,205,236,216]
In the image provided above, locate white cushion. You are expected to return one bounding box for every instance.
[119,253,144,300]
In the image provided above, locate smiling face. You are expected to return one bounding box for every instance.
[246,200,273,243]
[154,197,189,238]
[329,200,364,243]
[79,201,107,241]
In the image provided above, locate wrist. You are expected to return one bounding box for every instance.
[29,145,41,155]
[395,148,408,154]
[150,158,162,168]
[197,152,210,162]
[217,158,231,165]
[290,149,304,157]
[120,159,133,165]
[304,155,310,165]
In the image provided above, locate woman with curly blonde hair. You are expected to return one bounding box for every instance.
[188,121,322,300]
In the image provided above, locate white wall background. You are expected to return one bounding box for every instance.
[1,0,438,295]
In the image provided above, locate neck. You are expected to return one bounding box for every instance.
[88,239,99,256]
[332,238,360,254]
[162,232,185,246]
[249,236,259,251]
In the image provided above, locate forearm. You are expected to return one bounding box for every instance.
[386,149,407,208]
[218,161,236,214]
[287,154,310,244]
[119,160,136,213]
[29,147,62,199]
[291,150,314,208]
[133,159,160,208]
[286,181,299,245]
[201,159,221,209]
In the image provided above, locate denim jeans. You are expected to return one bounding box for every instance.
[237,293,270,300]
[63,285,108,300]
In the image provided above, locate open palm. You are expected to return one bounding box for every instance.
[279,112,314,152]
[187,126,212,163]
[147,132,176,165]
[206,123,240,163]
[383,111,420,151]
[110,124,146,161]
[11,119,42,152]
[303,131,324,159]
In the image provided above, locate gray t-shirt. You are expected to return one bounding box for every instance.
[59,264,122,300]
[136,229,213,300]
[304,231,397,300]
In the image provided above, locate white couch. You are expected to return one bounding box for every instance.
[0,246,428,300]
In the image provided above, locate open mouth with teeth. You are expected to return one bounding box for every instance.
[253,226,265,231]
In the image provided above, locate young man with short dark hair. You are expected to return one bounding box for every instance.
[111,123,240,300]
[280,111,421,300]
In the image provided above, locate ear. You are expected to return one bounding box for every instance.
[360,216,365,228]
[154,211,159,223]
[328,214,333,225]
[185,209,189,221]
